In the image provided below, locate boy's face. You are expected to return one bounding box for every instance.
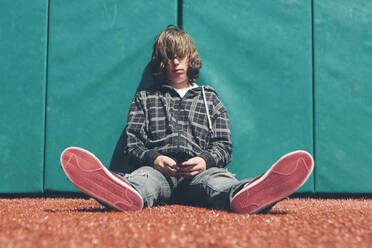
[166,55,189,88]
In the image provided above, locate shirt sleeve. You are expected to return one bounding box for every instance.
[198,95,233,168]
[124,92,161,166]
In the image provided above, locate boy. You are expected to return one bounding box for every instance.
[61,25,314,214]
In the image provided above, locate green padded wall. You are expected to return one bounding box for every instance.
[184,1,314,192]
[314,1,372,193]
[0,1,47,192]
[45,1,177,191]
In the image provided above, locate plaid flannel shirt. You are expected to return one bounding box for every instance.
[124,85,232,169]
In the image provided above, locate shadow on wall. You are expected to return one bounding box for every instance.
[109,63,154,174]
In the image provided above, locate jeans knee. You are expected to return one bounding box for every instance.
[192,167,238,192]
[197,167,237,180]
[124,166,175,207]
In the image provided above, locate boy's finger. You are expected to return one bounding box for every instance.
[181,160,197,167]
[166,165,177,172]
[164,166,177,176]
[177,164,201,172]
[164,160,177,169]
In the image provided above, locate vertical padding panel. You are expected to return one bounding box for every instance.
[314,1,372,193]
[45,1,177,191]
[0,1,47,192]
[184,1,314,192]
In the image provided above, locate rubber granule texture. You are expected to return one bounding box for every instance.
[0,197,371,248]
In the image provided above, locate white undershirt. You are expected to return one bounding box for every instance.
[165,83,198,98]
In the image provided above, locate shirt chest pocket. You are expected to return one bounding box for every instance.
[147,107,168,140]
[188,113,213,149]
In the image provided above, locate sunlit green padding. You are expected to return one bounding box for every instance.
[314,0,372,193]
[0,1,47,193]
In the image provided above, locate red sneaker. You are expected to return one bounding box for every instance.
[60,147,143,211]
[230,150,314,214]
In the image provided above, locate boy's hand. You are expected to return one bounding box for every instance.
[154,155,178,176]
[177,157,206,178]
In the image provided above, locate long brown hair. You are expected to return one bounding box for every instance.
[150,25,202,85]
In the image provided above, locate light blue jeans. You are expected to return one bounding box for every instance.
[122,166,251,211]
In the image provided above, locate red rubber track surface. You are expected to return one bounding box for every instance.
[1,197,371,247]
